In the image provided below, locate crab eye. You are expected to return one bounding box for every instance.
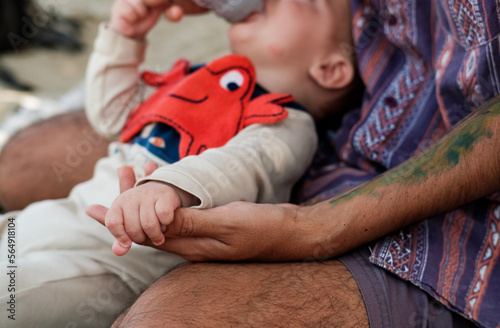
[220,70,244,91]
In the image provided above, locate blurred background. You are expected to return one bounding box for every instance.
[0,0,230,146]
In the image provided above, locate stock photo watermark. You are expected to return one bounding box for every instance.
[4,217,17,321]
[64,276,126,328]
[51,127,105,183]
[6,0,71,53]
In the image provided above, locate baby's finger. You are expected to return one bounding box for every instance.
[165,5,184,22]
[118,166,137,194]
[120,0,140,23]
[131,0,149,18]
[123,208,147,244]
[155,197,176,226]
[112,239,131,256]
[140,202,166,246]
[105,206,133,249]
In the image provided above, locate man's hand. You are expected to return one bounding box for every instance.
[154,202,319,262]
[89,197,327,262]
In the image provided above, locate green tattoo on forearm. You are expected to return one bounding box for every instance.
[330,97,500,206]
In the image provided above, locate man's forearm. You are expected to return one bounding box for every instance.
[309,96,500,257]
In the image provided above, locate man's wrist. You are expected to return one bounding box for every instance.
[300,189,384,259]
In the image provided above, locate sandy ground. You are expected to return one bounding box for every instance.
[0,0,231,121]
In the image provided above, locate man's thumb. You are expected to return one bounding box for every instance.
[86,204,109,226]
[164,207,215,238]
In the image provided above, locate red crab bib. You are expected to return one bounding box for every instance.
[120,54,293,159]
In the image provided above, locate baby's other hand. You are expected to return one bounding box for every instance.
[105,181,182,256]
[110,0,167,39]
[144,0,208,22]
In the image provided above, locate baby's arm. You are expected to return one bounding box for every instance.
[85,0,166,139]
[137,108,318,207]
[105,180,198,256]
[91,108,316,255]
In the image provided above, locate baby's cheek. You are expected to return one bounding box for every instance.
[266,44,285,58]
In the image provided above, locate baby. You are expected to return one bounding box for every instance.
[87,0,360,256]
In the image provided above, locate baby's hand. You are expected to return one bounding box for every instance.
[104,181,182,256]
[144,0,208,22]
[110,0,167,39]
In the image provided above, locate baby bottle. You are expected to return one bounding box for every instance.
[192,0,263,23]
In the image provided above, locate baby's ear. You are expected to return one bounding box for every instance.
[308,53,354,90]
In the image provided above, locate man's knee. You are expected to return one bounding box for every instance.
[0,110,110,211]
[114,261,369,328]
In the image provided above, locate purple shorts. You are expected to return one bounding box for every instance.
[339,248,478,328]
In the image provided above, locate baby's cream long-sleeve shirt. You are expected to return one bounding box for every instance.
[85,24,317,208]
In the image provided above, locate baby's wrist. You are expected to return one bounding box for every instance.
[168,184,201,208]
[108,21,147,40]
[147,181,200,207]
[178,193,200,208]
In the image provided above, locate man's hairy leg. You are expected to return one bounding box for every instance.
[113,260,369,327]
[0,110,110,211]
